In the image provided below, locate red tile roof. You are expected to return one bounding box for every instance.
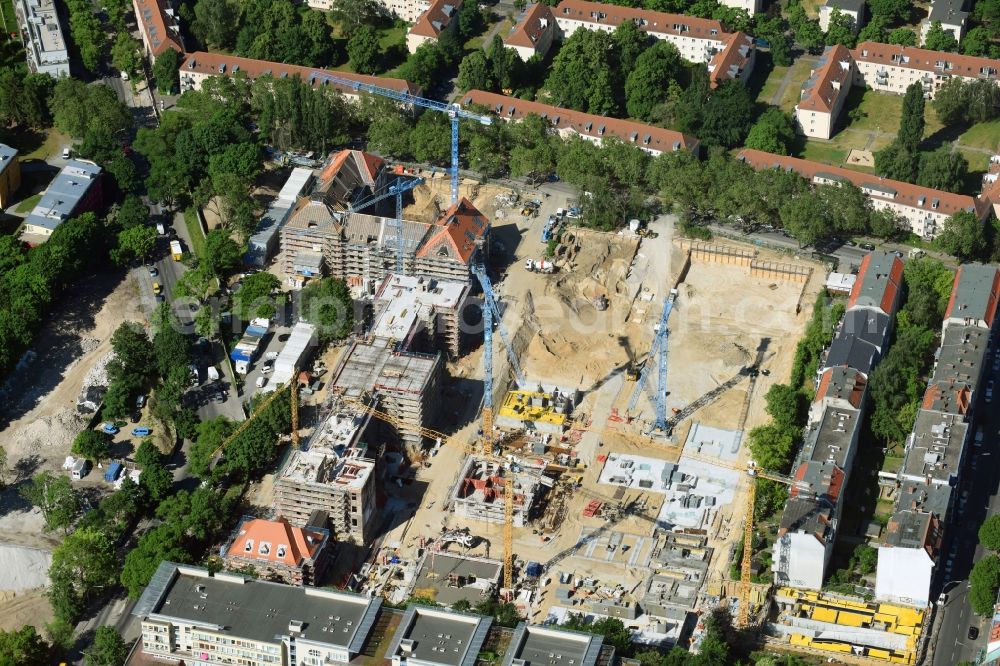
[180,52,421,97]
[133,0,182,57]
[462,90,700,153]
[410,0,464,38]
[505,3,556,49]
[737,149,987,220]
[797,44,853,113]
[852,41,1000,81]
[418,197,489,264]
[814,367,866,408]
[554,0,725,40]
[708,31,754,88]
[319,150,384,187]
[848,252,904,313]
[225,517,326,568]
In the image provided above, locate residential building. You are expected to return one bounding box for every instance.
[306,0,334,8]
[818,0,865,33]
[13,0,69,77]
[22,160,103,241]
[502,623,608,666]
[719,0,761,14]
[401,554,504,606]
[132,0,183,61]
[221,516,331,585]
[308,0,433,22]
[876,264,999,607]
[462,90,700,156]
[504,3,557,62]
[385,606,492,666]
[134,561,383,666]
[920,0,969,46]
[407,0,463,53]
[794,44,853,139]
[774,252,903,591]
[0,145,21,210]
[852,41,999,97]
[372,273,472,358]
[986,590,1000,663]
[707,31,756,89]
[273,400,380,544]
[179,52,421,98]
[737,149,990,240]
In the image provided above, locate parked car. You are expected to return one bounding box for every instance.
[148,266,158,277]
[256,376,267,388]
[101,423,119,435]
[135,394,147,409]
[131,427,152,437]
[62,147,71,159]
[261,361,274,374]
[860,242,876,251]
[969,626,980,640]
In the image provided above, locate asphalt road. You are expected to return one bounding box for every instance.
[933,352,1000,666]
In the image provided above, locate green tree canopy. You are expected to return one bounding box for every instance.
[744,108,796,154]
[970,555,1000,614]
[348,25,382,75]
[153,49,182,94]
[887,27,917,45]
[49,527,118,622]
[0,625,51,665]
[917,147,968,193]
[86,626,129,666]
[935,210,987,261]
[20,472,79,533]
[898,82,925,152]
[300,278,355,342]
[924,21,960,51]
[624,42,682,121]
[980,515,1000,551]
[72,430,111,462]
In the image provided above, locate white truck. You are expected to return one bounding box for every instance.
[525,258,555,273]
[170,239,183,261]
[230,318,270,374]
[207,366,220,382]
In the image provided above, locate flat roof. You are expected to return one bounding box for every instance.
[411,554,503,607]
[331,341,440,397]
[386,606,491,666]
[371,274,467,342]
[138,562,381,650]
[503,623,604,666]
[884,509,935,549]
[899,409,967,488]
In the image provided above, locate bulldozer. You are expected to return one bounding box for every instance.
[619,336,640,381]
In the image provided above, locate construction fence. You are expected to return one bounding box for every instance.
[676,240,812,284]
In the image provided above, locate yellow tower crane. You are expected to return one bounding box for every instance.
[341,397,517,589]
[682,450,800,628]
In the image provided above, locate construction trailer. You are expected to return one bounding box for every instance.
[270,321,318,388]
[448,456,541,528]
[329,340,443,455]
[231,318,270,374]
[370,273,471,358]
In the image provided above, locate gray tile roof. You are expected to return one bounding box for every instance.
[25,160,102,231]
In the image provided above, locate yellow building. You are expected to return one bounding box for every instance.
[0,144,20,210]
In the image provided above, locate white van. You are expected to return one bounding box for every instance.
[71,458,90,480]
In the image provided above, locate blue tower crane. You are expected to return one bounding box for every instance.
[311,72,492,204]
[626,289,678,433]
[347,176,425,274]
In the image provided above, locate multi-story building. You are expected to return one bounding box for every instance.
[134,561,383,666]
[920,0,969,46]
[13,0,69,77]
[407,0,462,53]
[774,252,903,590]
[0,144,21,210]
[273,401,380,544]
[22,160,103,241]
[372,273,472,358]
[794,44,854,139]
[503,3,557,62]
[307,0,433,22]
[719,0,761,14]
[386,605,493,666]
[818,0,865,33]
[132,0,183,62]
[179,52,421,98]
[876,264,1000,607]
[737,149,991,240]
[449,456,542,527]
[462,90,700,156]
[221,517,331,586]
[852,41,999,97]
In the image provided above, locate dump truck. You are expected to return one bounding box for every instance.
[170,239,183,261]
[525,258,555,273]
[230,318,270,374]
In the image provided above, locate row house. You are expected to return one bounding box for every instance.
[852,41,999,97]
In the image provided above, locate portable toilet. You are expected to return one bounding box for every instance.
[71,459,90,480]
[104,462,123,483]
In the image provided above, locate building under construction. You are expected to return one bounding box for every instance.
[273,402,381,544]
[279,150,489,291]
[495,386,576,436]
[449,457,543,528]
[329,340,443,454]
[370,273,472,358]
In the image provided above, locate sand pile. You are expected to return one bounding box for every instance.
[81,350,114,391]
[9,410,85,457]
[0,545,50,593]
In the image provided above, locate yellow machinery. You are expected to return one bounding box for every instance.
[343,397,516,590]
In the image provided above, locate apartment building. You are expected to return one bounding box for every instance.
[504,3,557,62]
[0,145,21,210]
[22,160,103,241]
[774,252,903,591]
[386,606,492,666]
[794,44,854,139]
[407,0,462,53]
[920,0,969,45]
[179,52,420,98]
[462,90,700,156]
[719,0,761,14]
[876,264,1000,607]
[132,0,183,61]
[737,149,990,240]
[134,561,383,666]
[371,273,472,358]
[818,0,865,33]
[852,41,999,98]
[307,0,433,22]
[14,0,69,77]
[221,517,331,586]
[273,402,379,544]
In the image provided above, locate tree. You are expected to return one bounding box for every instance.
[330,0,380,30]
[970,555,1000,614]
[86,626,129,666]
[963,26,993,56]
[152,49,181,94]
[887,27,917,45]
[106,156,140,194]
[457,51,494,92]
[234,272,281,320]
[747,423,798,473]
[794,17,824,52]
[780,194,830,247]
[66,0,107,71]
[898,82,925,152]
[409,111,451,164]
[113,225,158,266]
[824,9,856,47]
[935,210,987,261]
[140,461,174,502]
[72,430,112,462]
[20,472,78,532]
[611,20,649,74]
[868,0,910,22]
[744,108,796,154]
[50,79,134,141]
[203,228,242,278]
[134,439,165,469]
[933,77,968,126]
[300,278,354,342]
[980,515,1000,551]
[857,16,888,43]
[560,615,631,655]
[964,79,1000,124]
[869,207,904,239]
[111,32,142,77]
[397,43,447,93]
[348,25,381,75]
[699,81,754,148]
[456,0,485,42]
[764,383,804,428]
[48,527,118,623]
[874,141,918,182]
[624,42,682,121]
[924,21,960,51]
[545,29,618,114]
[193,0,237,49]
[917,148,968,193]
[0,625,50,665]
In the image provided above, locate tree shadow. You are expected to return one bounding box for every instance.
[0,128,46,157]
[920,122,969,152]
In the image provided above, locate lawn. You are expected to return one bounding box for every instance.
[184,208,207,260]
[379,24,407,50]
[957,120,1000,152]
[14,193,41,214]
[755,65,789,105]
[844,89,944,138]
[777,58,816,113]
[0,0,16,35]
[0,128,69,161]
